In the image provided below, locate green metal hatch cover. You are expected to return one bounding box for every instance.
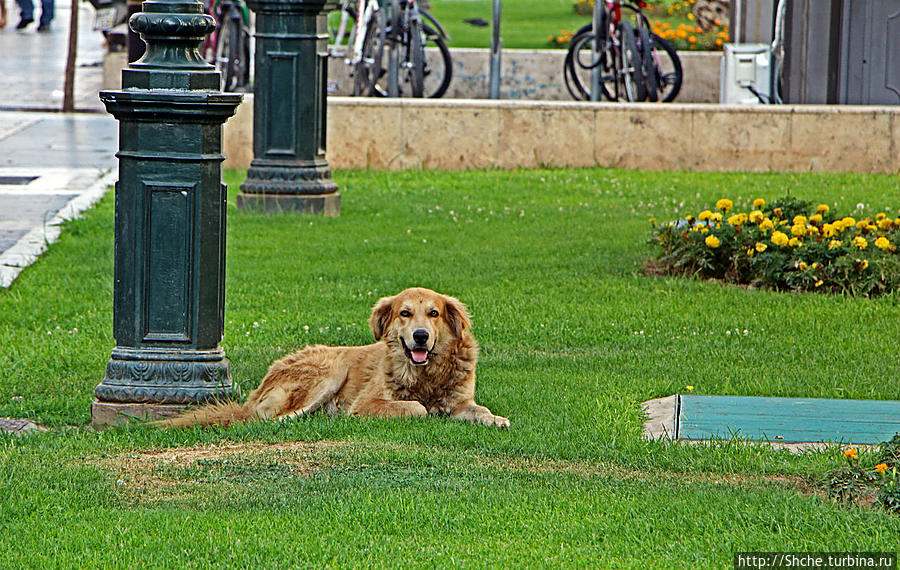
[642,394,900,444]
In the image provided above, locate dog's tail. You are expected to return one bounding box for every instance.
[150,400,254,429]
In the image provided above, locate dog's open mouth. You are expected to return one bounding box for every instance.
[401,338,430,365]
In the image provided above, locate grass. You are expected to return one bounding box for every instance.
[428,0,591,50]
[2,167,900,567]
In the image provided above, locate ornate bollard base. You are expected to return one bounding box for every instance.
[92,347,234,426]
[91,401,189,427]
[236,192,340,215]
[238,162,340,215]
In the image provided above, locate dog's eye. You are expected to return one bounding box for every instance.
[400,310,412,318]
[429,310,439,318]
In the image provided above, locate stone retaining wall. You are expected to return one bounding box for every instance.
[224,96,900,174]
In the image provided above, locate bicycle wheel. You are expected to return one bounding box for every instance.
[353,9,384,96]
[405,13,426,97]
[637,21,657,101]
[617,20,644,102]
[564,24,614,101]
[648,33,682,102]
[216,9,249,92]
[422,24,451,98]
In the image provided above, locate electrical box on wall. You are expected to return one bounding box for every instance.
[720,43,772,104]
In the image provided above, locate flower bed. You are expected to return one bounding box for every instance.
[650,196,900,296]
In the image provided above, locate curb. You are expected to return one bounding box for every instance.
[0,170,116,289]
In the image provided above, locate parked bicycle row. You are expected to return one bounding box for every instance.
[564,1,683,102]
[91,0,682,102]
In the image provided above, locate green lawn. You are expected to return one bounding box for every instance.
[428,0,590,49]
[1,168,899,567]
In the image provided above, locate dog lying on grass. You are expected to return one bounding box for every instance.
[155,287,510,429]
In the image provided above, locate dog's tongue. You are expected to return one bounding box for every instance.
[411,349,428,363]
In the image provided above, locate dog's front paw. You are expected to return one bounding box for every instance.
[486,414,510,429]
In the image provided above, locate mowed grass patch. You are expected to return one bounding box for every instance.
[2,431,897,568]
[1,168,900,565]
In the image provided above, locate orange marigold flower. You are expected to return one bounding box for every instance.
[844,448,858,460]
[875,463,889,473]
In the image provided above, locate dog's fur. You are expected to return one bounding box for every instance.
[155,288,509,429]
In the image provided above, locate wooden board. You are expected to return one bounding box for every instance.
[677,395,900,444]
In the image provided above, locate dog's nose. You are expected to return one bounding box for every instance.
[412,329,429,345]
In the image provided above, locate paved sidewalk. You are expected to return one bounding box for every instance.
[0,0,107,112]
[0,0,119,290]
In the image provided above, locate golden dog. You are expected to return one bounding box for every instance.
[156,287,509,429]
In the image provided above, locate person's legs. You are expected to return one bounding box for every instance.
[37,0,51,26]
[15,0,34,28]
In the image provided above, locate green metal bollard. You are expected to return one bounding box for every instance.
[92,0,243,426]
[237,0,340,215]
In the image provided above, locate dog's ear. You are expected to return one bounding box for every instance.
[443,295,472,338]
[369,295,395,341]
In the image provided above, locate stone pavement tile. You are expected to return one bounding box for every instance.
[0,417,49,435]
[0,113,117,169]
[0,194,79,250]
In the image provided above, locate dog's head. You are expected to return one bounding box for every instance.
[369,287,471,366]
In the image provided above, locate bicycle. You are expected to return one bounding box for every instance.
[329,0,452,98]
[564,0,682,103]
[202,0,252,92]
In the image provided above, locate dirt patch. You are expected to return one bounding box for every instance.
[90,440,345,502]
[476,454,818,495]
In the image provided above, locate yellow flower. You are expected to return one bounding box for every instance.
[788,237,801,247]
[823,223,837,237]
[749,210,764,224]
[791,224,806,237]
[771,231,789,247]
[752,198,766,208]
[797,261,809,271]
[685,385,694,391]
[815,279,824,288]
[876,212,887,221]
[759,218,774,231]
[841,217,856,229]
[844,448,858,460]
[727,214,743,226]
[649,217,657,223]
[816,204,830,214]
[715,199,733,212]
[878,218,893,231]
[710,212,723,223]
[875,236,891,250]
[705,235,721,248]
[828,239,842,250]
[852,236,868,249]
[793,215,808,226]
[809,214,823,224]
[755,242,767,253]
[807,226,820,237]
[859,259,869,270]
[773,208,783,218]
[875,463,889,473]
[698,210,713,221]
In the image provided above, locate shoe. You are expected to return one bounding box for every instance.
[37,22,51,32]
[16,18,33,29]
